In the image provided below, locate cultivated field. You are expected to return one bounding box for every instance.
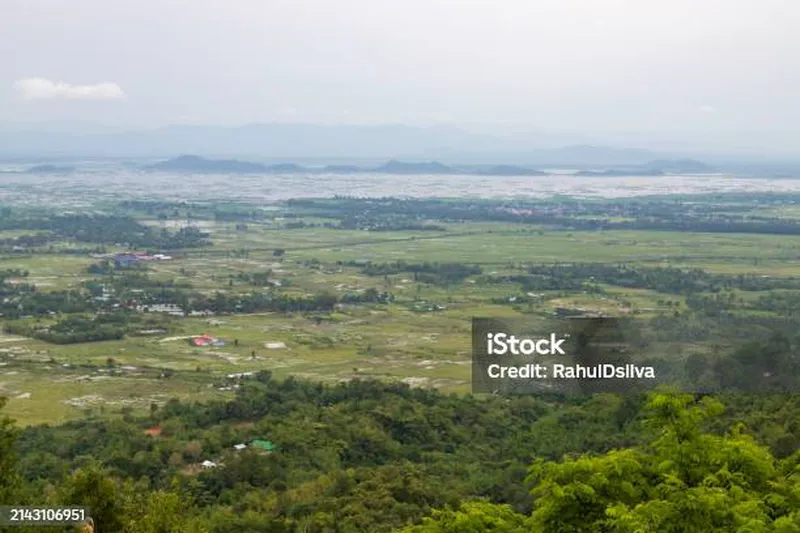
[2,178,800,425]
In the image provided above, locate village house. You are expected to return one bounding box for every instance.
[250,439,276,453]
[190,334,226,347]
[113,253,140,268]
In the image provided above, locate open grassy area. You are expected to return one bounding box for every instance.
[3,199,800,426]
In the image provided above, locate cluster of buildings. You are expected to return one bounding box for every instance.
[226,371,255,379]
[201,440,277,469]
[103,251,173,268]
[84,250,174,269]
[143,426,276,470]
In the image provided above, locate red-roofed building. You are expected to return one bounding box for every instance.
[190,334,225,347]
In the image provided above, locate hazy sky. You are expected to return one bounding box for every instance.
[1,0,798,150]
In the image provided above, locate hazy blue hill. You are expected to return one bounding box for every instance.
[0,124,502,159]
[573,157,711,177]
[266,163,307,173]
[374,160,454,174]
[0,123,679,165]
[24,164,75,173]
[3,123,761,170]
[476,165,547,176]
[323,164,365,173]
[144,155,267,173]
[645,158,712,173]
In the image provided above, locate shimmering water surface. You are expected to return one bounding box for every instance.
[1,171,799,208]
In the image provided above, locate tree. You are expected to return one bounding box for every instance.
[527,393,800,532]
[184,440,203,462]
[58,463,134,533]
[408,393,800,532]
[0,398,21,503]
[398,501,531,532]
[135,490,192,533]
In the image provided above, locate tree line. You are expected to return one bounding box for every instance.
[359,261,482,285]
[1,214,210,249]
[2,380,798,532]
[287,197,800,236]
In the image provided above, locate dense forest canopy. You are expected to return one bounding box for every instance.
[2,382,800,532]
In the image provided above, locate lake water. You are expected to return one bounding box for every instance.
[2,171,800,208]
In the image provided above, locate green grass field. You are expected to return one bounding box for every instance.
[3,213,800,425]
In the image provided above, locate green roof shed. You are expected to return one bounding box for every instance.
[251,439,276,451]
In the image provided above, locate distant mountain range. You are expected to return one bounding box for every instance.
[0,123,673,165]
[476,165,548,176]
[146,155,268,173]
[644,158,712,173]
[140,155,712,176]
[575,159,713,177]
[373,160,453,174]
[23,164,76,174]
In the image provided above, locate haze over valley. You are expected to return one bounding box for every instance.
[2,1,799,531]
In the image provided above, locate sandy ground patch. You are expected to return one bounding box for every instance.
[159,336,194,342]
[264,342,287,349]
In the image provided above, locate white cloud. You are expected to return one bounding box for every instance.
[699,104,716,113]
[14,77,126,101]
